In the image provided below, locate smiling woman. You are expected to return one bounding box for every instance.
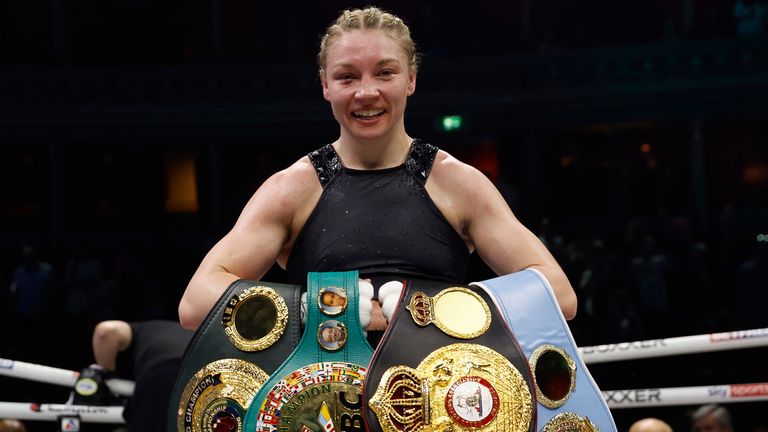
[319,27,416,167]
[178,6,576,331]
[317,8,418,168]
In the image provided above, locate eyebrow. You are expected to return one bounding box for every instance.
[332,58,401,70]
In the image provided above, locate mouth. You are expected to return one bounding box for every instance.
[352,109,385,120]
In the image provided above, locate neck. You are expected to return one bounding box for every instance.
[334,131,412,170]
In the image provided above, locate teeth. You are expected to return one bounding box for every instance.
[353,110,384,118]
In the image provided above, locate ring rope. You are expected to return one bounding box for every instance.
[603,382,768,408]
[0,358,135,396]
[579,328,768,364]
[0,402,125,423]
[3,382,765,423]
[2,328,767,423]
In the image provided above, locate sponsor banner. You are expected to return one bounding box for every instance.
[581,328,768,364]
[605,383,768,409]
[603,389,663,406]
[710,328,768,343]
[731,383,768,398]
[0,402,124,423]
[581,339,667,355]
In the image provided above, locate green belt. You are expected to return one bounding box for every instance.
[244,270,374,432]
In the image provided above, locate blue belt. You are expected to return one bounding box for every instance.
[473,269,617,432]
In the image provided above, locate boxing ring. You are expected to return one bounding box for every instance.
[1,327,766,425]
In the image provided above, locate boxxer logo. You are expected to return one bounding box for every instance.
[603,389,661,404]
[581,339,667,354]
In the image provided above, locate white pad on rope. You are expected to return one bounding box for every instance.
[379,280,404,322]
[0,358,134,396]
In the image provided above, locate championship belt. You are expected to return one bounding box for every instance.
[168,279,303,432]
[472,269,617,432]
[364,278,536,432]
[243,271,374,432]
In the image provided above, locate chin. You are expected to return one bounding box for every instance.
[349,124,392,140]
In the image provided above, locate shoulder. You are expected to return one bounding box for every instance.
[266,156,317,188]
[429,149,495,194]
[256,157,318,201]
[424,149,503,239]
[238,155,321,223]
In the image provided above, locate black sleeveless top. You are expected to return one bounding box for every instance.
[285,139,470,286]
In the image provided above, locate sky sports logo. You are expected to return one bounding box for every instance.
[709,328,768,342]
[731,383,768,398]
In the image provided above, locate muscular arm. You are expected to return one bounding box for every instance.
[179,160,320,330]
[429,154,578,319]
[92,320,132,371]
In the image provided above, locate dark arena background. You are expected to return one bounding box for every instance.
[1,0,767,431]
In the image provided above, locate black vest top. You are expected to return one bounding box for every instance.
[285,139,470,286]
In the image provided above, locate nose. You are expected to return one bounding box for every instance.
[355,77,379,101]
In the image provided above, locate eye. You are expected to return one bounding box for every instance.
[378,69,395,78]
[335,73,356,83]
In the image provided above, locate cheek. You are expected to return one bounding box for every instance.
[326,88,350,107]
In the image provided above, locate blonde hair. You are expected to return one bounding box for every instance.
[318,6,421,76]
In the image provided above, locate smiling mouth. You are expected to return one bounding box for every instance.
[352,109,385,120]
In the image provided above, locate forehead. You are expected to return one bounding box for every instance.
[327,29,406,66]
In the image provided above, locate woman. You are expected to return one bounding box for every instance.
[179,6,577,330]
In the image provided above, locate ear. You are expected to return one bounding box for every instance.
[407,71,416,96]
[320,73,330,101]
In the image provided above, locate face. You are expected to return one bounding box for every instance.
[692,415,730,432]
[323,291,346,307]
[321,29,416,143]
[322,326,344,343]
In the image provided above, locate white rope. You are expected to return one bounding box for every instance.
[579,328,768,364]
[604,382,768,408]
[0,358,134,396]
[0,402,125,423]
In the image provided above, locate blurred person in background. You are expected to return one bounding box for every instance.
[692,404,733,432]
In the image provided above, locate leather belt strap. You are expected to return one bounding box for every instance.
[363,277,536,432]
[473,269,617,432]
[244,271,374,432]
[168,279,302,432]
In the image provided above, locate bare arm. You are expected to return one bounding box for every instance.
[430,154,578,319]
[92,320,132,371]
[178,160,319,329]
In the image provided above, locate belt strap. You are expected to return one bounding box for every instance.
[244,271,374,432]
[473,269,617,432]
[168,279,302,432]
[363,278,536,432]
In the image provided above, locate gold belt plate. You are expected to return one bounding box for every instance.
[178,358,269,432]
[222,285,289,352]
[369,343,532,432]
[542,412,599,432]
[254,362,368,432]
[407,287,491,339]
